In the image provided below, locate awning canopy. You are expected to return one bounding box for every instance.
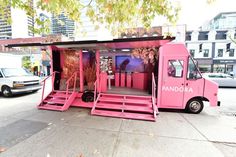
[6,36,174,50]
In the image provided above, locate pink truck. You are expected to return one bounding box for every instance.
[7,36,220,121]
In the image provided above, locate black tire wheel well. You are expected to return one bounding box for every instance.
[185,98,204,114]
[1,85,13,97]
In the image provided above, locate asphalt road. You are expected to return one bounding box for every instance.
[218,87,236,116]
[0,87,235,116]
[0,88,236,157]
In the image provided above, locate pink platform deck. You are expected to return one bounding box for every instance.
[70,87,150,108]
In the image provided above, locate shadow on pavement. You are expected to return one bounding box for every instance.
[0,90,39,99]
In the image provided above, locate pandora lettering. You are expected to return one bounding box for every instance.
[162,86,193,93]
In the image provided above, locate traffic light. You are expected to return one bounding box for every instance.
[226,43,231,52]
[199,43,202,52]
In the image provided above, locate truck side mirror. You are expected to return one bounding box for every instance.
[229,72,234,78]
[193,60,198,67]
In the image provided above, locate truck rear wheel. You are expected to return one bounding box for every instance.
[185,98,203,114]
[2,86,13,97]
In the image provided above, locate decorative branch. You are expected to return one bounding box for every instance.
[131,47,158,64]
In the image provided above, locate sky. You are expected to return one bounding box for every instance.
[153,0,236,30]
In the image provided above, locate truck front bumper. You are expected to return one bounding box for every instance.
[11,85,41,94]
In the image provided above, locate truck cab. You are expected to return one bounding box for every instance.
[158,43,219,113]
[0,68,42,97]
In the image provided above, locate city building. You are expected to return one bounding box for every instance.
[118,26,162,38]
[186,30,236,74]
[0,0,34,39]
[51,13,75,40]
[39,13,50,37]
[186,12,236,75]
[118,25,186,43]
[201,12,236,30]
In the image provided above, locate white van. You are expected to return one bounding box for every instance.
[0,68,42,97]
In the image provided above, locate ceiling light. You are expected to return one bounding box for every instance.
[121,49,130,52]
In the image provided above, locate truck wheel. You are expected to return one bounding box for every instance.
[185,98,203,114]
[2,86,13,97]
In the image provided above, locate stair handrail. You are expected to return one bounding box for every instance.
[152,73,157,117]
[40,71,59,106]
[92,77,102,113]
[94,79,98,103]
[65,71,78,100]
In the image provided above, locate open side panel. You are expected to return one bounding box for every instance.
[52,49,61,90]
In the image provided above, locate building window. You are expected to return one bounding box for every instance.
[216,31,227,40]
[203,49,209,57]
[198,32,208,40]
[229,49,234,57]
[217,49,223,57]
[190,49,195,57]
[186,32,192,41]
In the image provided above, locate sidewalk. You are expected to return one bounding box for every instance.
[0,105,236,157]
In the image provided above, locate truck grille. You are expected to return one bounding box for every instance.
[23,80,39,83]
[24,83,39,86]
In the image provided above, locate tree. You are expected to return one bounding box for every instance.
[0,0,180,34]
[22,56,31,70]
[229,35,236,45]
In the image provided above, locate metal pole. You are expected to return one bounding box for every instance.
[79,50,84,92]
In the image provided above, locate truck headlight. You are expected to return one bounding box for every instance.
[13,81,24,87]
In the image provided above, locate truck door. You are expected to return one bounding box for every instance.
[183,57,204,107]
[160,56,187,108]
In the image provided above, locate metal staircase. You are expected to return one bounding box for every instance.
[38,71,158,121]
[38,71,78,111]
[91,93,156,121]
[91,73,158,121]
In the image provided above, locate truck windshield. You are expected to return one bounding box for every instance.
[187,57,202,79]
[1,68,32,77]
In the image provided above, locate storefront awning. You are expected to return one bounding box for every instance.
[6,36,174,50]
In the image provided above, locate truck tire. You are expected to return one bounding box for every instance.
[185,98,203,114]
[1,86,13,97]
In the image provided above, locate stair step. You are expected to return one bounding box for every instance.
[53,90,73,94]
[95,103,153,113]
[48,94,69,98]
[92,109,155,121]
[43,99,66,104]
[101,93,151,99]
[99,97,152,105]
[38,104,63,111]
[71,97,93,108]
[76,93,83,98]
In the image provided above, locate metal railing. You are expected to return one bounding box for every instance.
[152,73,158,117]
[92,77,102,113]
[65,71,78,100]
[40,71,59,106]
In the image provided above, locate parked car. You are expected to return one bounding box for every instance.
[202,73,236,87]
[0,68,42,97]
